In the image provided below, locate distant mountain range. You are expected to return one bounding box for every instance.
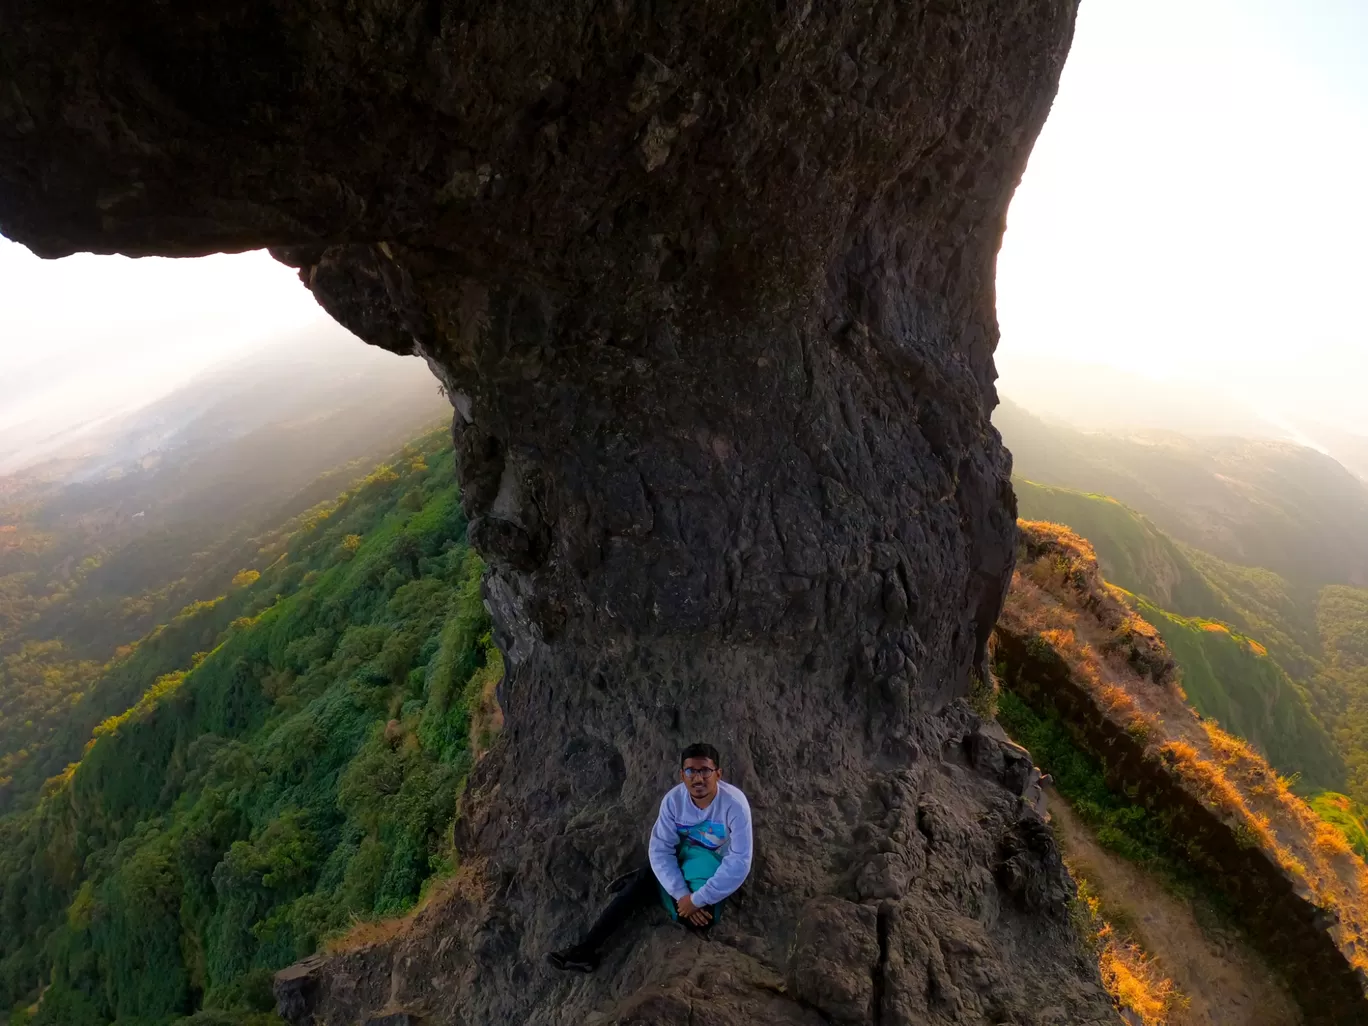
[997,400,1368,806]
[0,338,449,668]
[996,398,1368,588]
[995,358,1368,483]
[1,331,448,480]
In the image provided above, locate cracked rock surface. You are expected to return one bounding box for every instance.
[1,1,1113,1022]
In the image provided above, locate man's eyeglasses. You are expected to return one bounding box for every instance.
[682,767,716,779]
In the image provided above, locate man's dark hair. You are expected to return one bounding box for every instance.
[680,742,720,768]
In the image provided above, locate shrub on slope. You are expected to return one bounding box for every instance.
[0,431,499,1026]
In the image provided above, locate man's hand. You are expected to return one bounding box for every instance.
[676,894,712,927]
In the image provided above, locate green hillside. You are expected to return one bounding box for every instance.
[1015,479,1342,791]
[1013,480,1231,617]
[1317,587,1368,800]
[1131,597,1341,791]
[999,398,1368,588]
[0,430,498,1026]
[1179,548,1320,680]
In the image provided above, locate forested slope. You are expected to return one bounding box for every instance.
[0,431,499,1026]
[0,434,451,815]
[0,341,447,797]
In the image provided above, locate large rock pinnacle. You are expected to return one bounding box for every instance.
[2,2,1111,1023]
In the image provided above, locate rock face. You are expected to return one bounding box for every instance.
[1,2,1111,1023]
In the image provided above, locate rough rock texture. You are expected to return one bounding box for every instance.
[0,2,1113,1023]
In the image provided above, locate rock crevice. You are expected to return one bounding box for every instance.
[0,2,1109,1022]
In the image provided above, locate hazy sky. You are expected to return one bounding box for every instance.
[996,0,1368,433]
[1,0,1365,451]
[0,242,349,448]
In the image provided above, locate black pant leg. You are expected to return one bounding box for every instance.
[577,859,659,954]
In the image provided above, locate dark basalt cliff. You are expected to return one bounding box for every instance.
[0,3,1112,1023]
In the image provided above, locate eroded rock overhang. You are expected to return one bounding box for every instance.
[1,5,1114,1025]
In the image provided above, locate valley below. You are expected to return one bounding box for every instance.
[2,393,1368,1024]
[1,4,1365,1023]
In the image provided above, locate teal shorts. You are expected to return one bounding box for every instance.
[658,842,726,923]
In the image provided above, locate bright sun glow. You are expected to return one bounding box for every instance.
[1,0,1365,451]
[996,0,1368,434]
[0,242,346,446]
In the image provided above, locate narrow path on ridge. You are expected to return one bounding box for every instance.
[1047,789,1302,1026]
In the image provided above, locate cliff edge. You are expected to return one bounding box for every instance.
[0,3,1112,1022]
[997,521,1368,1024]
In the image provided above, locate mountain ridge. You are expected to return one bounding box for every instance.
[998,399,1368,588]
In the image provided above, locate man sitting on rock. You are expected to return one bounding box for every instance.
[547,742,754,973]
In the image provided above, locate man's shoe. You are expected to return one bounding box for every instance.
[547,947,598,973]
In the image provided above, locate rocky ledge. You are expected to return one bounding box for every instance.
[1,2,1112,1022]
[998,522,1368,1025]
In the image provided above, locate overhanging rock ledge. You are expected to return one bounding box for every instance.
[0,2,1112,1022]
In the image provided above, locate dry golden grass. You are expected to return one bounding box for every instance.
[1201,722,1255,764]
[1005,520,1368,978]
[323,914,410,954]
[1101,937,1179,1026]
[1074,882,1181,1025]
[1317,821,1355,858]
[1159,739,1280,854]
[1121,613,1165,645]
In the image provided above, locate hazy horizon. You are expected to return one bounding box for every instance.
[996,0,1368,437]
[0,243,360,451]
[1,0,1365,468]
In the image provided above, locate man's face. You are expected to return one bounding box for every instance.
[681,756,721,803]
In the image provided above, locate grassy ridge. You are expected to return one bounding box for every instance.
[1013,481,1229,617]
[999,523,1368,1020]
[1131,597,1341,791]
[0,431,496,1026]
[1015,480,1340,791]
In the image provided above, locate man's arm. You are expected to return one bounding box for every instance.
[690,791,753,907]
[648,793,689,900]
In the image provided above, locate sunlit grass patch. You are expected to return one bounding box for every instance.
[1071,877,1182,1026]
[1003,519,1368,985]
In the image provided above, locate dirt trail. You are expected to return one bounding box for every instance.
[1048,790,1303,1026]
